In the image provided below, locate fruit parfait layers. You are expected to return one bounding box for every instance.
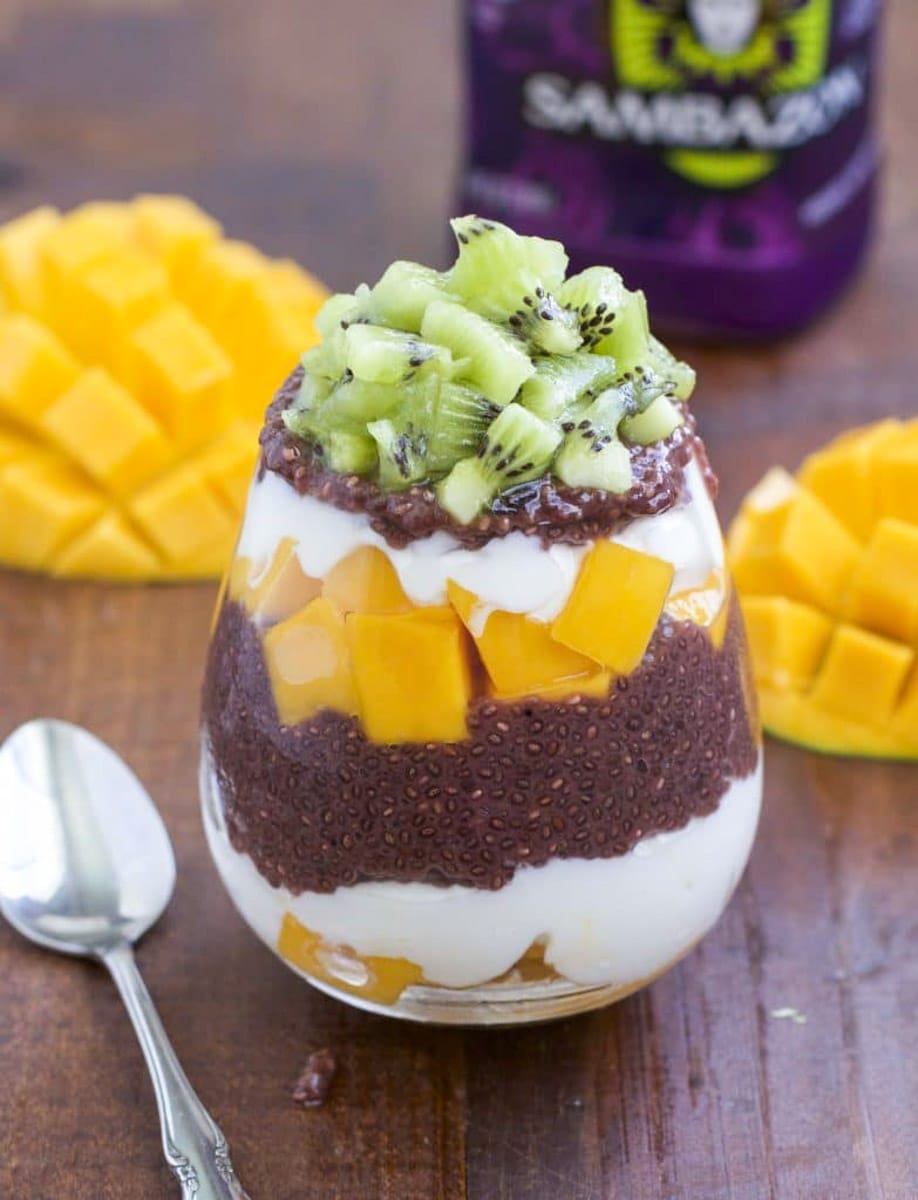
[201,218,763,1025]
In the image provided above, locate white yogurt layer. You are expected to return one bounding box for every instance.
[203,756,762,992]
[236,455,723,623]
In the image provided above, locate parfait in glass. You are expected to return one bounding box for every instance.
[201,217,761,1024]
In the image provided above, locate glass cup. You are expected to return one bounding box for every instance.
[201,425,762,1026]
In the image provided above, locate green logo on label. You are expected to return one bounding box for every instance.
[611,0,832,186]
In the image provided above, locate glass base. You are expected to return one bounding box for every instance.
[291,963,654,1026]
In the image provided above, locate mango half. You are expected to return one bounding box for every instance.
[728,419,918,759]
[0,197,327,581]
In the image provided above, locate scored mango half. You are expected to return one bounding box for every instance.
[0,196,327,581]
[728,418,918,759]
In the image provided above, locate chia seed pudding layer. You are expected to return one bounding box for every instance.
[260,368,714,551]
[202,597,759,895]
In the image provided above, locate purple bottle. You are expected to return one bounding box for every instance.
[459,0,882,338]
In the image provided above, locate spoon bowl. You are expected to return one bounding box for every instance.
[0,718,175,956]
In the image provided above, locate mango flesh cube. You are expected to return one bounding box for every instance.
[842,519,918,644]
[68,249,170,370]
[0,315,80,428]
[449,580,595,695]
[278,913,424,1006]
[0,206,60,313]
[179,239,265,335]
[798,420,901,542]
[129,305,232,449]
[0,427,36,469]
[347,608,471,743]
[730,483,859,615]
[40,211,130,336]
[264,597,358,725]
[227,276,321,418]
[40,368,173,495]
[130,462,237,563]
[246,538,322,623]
[67,201,136,242]
[132,194,221,284]
[551,540,674,673]
[740,595,832,692]
[265,259,329,320]
[0,457,103,569]
[53,512,161,580]
[874,443,918,527]
[808,624,913,727]
[323,546,413,615]
[190,419,260,512]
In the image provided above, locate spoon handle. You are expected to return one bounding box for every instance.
[102,941,252,1199]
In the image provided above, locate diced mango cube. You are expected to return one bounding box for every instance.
[130,461,236,563]
[246,538,322,623]
[0,456,103,569]
[0,206,60,313]
[808,624,913,727]
[323,546,413,615]
[40,368,173,495]
[53,512,161,580]
[263,597,358,725]
[132,194,221,284]
[68,249,170,369]
[740,595,832,692]
[129,305,232,449]
[842,519,918,644]
[798,420,902,542]
[448,580,595,695]
[551,540,674,673]
[347,608,471,743]
[278,914,424,1006]
[665,569,728,645]
[729,472,859,614]
[0,316,80,428]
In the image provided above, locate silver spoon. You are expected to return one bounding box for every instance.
[0,718,251,1199]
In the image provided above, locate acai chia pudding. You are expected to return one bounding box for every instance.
[200,217,762,1024]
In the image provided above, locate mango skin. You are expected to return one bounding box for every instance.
[0,196,327,582]
[729,418,918,761]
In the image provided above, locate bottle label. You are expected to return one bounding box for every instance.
[522,0,865,188]
[461,0,879,330]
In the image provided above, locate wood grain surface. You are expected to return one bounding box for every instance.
[1,2,916,1197]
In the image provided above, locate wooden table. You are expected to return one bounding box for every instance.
[1,3,916,1197]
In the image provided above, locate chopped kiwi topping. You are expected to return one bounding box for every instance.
[284,216,695,521]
